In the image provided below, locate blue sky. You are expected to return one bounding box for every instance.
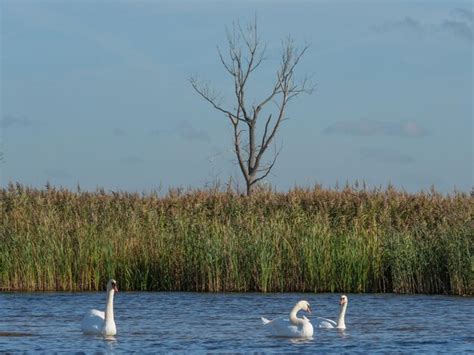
[1,0,472,193]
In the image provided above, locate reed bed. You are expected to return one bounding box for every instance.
[0,183,472,295]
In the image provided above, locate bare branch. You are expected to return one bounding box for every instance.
[255,82,283,115]
[217,46,236,77]
[252,146,282,185]
[189,77,246,123]
[260,113,272,152]
[254,89,287,171]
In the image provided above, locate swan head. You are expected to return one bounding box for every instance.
[296,300,312,313]
[107,279,119,293]
[339,295,348,305]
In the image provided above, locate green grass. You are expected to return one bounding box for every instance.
[0,183,472,294]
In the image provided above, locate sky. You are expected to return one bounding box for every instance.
[1,0,472,193]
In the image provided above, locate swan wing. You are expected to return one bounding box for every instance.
[265,318,296,336]
[316,316,337,328]
[319,321,335,329]
[262,318,309,338]
[81,309,105,335]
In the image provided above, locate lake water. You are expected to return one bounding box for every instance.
[1,292,473,353]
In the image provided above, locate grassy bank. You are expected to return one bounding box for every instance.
[0,183,472,295]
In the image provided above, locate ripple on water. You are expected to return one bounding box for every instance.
[0,332,35,337]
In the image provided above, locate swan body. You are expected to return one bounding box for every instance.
[261,300,314,338]
[318,295,348,330]
[81,279,118,336]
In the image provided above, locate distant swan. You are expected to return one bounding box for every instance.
[81,279,118,336]
[318,295,348,330]
[261,300,314,338]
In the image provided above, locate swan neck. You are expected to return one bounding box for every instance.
[337,303,347,329]
[289,304,304,326]
[105,289,115,323]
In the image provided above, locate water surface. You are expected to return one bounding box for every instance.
[1,292,472,353]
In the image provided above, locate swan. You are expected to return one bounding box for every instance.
[318,295,348,330]
[81,279,118,336]
[261,300,314,338]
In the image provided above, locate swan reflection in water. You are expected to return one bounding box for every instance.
[289,337,314,344]
[337,328,348,338]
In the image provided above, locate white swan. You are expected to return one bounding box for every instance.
[318,295,348,330]
[81,279,118,336]
[261,300,314,338]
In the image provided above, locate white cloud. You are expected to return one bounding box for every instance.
[371,9,473,42]
[2,114,35,129]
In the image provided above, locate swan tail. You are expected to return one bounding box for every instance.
[261,317,271,325]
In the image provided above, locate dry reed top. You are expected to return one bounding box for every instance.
[2,183,472,234]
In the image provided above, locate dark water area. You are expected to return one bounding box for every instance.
[1,292,473,353]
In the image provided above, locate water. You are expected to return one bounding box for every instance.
[1,292,473,353]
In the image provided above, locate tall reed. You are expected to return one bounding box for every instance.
[0,183,472,294]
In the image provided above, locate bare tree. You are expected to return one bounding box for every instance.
[190,19,313,196]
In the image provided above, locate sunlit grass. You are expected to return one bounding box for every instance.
[0,182,472,295]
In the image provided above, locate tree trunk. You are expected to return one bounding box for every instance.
[246,182,252,196]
